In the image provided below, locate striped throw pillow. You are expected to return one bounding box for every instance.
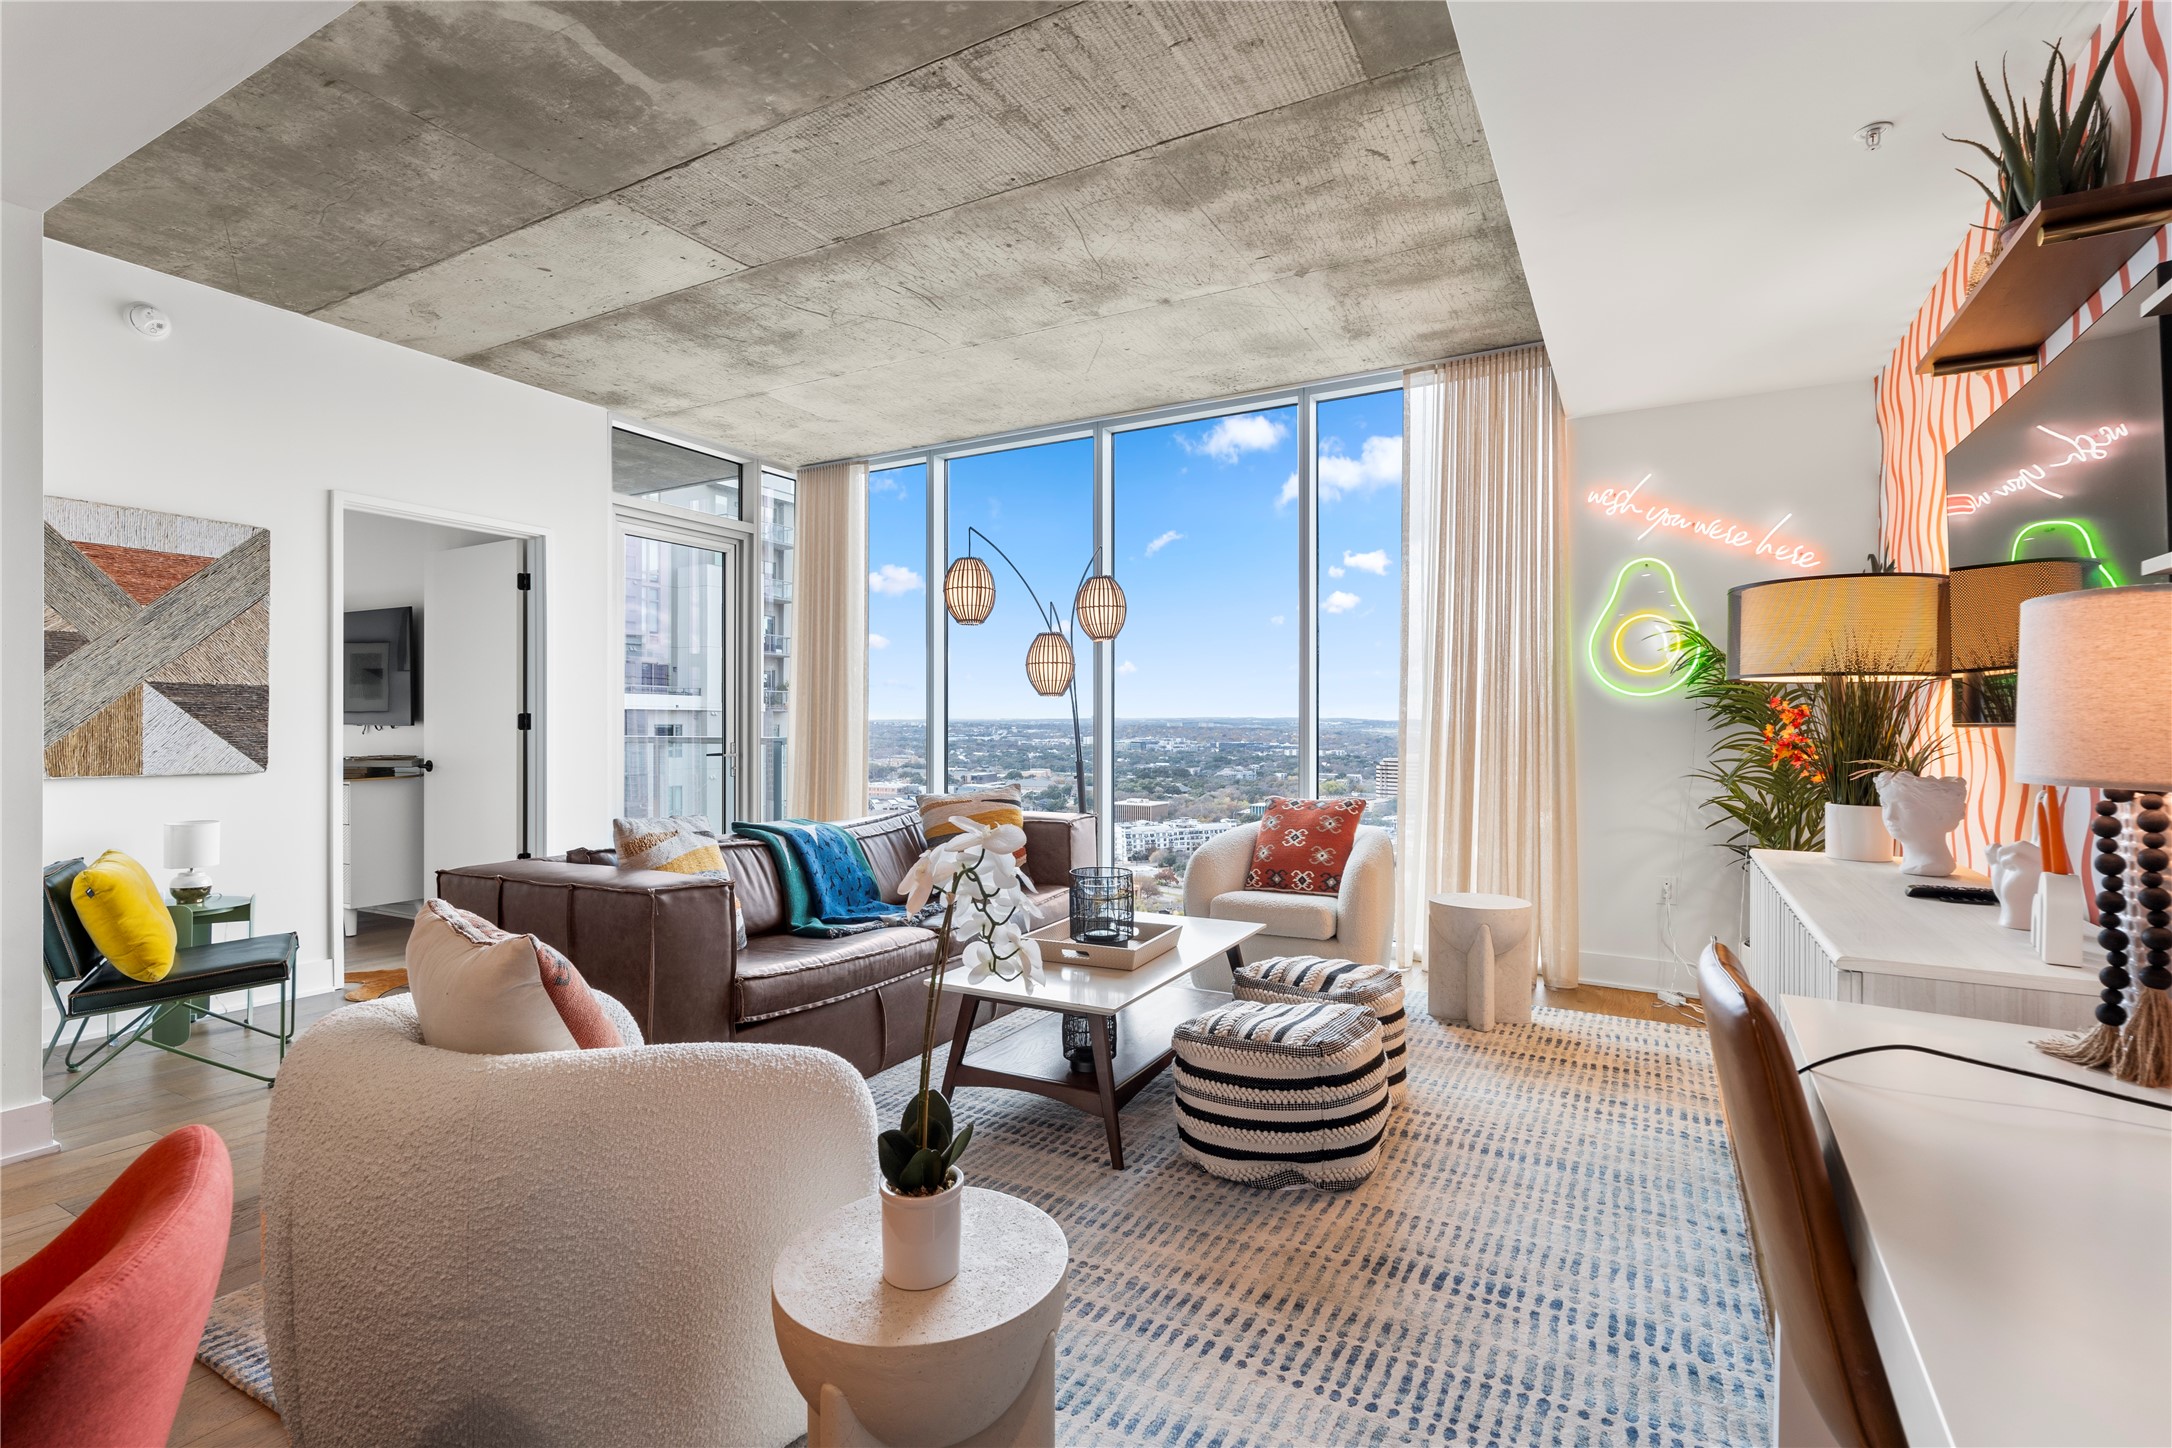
[915,786,1030,869]
[613,816,748,949]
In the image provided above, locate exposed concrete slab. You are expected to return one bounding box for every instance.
[47,58,576,313]
[313,198,741,357]
[1333,0,1457,79]
[617,1,1365,261]
[293,1,1069,198]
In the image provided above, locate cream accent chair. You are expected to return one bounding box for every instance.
[262,993,877,1448]
[1182,823,1396,990]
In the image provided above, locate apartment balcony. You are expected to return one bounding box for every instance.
[763,686,790,709]
[763,633,791,655]
[768,524,796,548]
[763,577,793,602]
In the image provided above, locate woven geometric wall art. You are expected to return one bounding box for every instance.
[44,497,270,778]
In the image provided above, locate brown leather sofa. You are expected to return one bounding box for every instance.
[437,810,1094,1077]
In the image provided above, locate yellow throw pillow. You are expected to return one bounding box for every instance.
[915,786,1030,867]
[71,850,178,982]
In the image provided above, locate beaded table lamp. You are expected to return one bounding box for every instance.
[2015,586,2172,1087]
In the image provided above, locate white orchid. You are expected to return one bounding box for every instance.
[899,819,1043,983]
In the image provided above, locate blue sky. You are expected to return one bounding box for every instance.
[867,388,1402,721]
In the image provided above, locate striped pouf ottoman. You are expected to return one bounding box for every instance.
[1233,956,1408,1101]
[1172,998,1391,1190]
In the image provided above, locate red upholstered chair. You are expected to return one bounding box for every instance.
[2,1124,235,1448]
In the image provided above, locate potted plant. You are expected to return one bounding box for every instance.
[1811,663,1945,863]
[1950,14,2131,282]
[1670,626,1827,856]
[878,821,1042,1290]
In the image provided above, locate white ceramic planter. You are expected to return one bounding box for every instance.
[880,1170,963,1290]
[1825,802,1894,863]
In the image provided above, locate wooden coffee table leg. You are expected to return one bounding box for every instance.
[1088,1015,1124,1170]
[941,993,978,1096]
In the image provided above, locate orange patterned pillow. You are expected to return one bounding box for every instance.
[406,899,622,1053]
[1245,797,1368,895]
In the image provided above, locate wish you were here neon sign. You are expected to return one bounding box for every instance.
[1585,474,1822,570]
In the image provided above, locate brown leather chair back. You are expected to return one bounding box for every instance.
[1697,943,1905,1448]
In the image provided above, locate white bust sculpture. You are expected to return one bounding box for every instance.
[1874,771,1968,877]
[1985,840,2042,932]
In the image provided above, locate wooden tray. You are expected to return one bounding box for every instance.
[1027,917,1181,971]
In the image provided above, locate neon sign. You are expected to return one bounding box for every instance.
[1586,475,1821,569]
[1948,424,2129,517]
[2011,518,2124,585]
[1588,556,1699,698]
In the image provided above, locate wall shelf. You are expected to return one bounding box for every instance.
[1919,175,2172,376]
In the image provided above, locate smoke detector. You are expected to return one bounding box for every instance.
[1856,121,1896,152]
[126,304,171,339]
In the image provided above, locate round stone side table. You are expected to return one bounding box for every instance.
[1427,891,1536,1030]
[772,1186,1069,1448]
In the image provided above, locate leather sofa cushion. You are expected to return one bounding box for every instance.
[718,837,783,933]
[736,926,938,1024]
[839,811,925,901]
[1209,889,1340,941]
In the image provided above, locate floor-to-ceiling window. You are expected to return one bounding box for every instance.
[867,462,929,812]
[946,437,1095,812]
[1315,387,1404,841]
[1112,407,1299,911]
[860,370,1402,865]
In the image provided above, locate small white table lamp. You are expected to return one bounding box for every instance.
[2016,585,2172,1083]
[164,820,221,904]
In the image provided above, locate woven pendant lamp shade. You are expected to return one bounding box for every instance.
[1025,630,1075,696]
[2015,586,2172,789]
[1074,574,1128,641]
[1727,573,1950,681]
[1950,558,2096,671]
[943,555,995,624]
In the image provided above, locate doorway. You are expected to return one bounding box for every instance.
[330,498,544,977]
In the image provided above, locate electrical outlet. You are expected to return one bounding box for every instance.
[1659,878,1677,906]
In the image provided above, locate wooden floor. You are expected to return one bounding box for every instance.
[2,939,1682,1448]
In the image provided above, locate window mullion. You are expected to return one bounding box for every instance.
[1298,390,1319,798]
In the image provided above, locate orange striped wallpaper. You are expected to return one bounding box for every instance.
[1873,0,2168,874]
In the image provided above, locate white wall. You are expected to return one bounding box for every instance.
[342,512,502,759]
[2,202,53,1161]
[1571,381,1880,992]
[41,240,616,1008]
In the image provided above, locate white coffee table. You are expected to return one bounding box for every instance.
[940,913,1261,1168]
[772,1187,1068,1448]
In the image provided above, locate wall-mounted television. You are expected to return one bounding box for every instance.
[344,606,419,726]
[1942,263,2169,724]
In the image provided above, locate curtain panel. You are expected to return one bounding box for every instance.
[1398,347,1580,987]
[789,460,869,822]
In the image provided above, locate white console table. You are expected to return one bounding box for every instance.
[1747,850,2097,1031]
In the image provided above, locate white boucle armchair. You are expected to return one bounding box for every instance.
[1182,824,1396,990]
[262,994,877,1448]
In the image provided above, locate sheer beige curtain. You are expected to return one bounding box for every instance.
[788,461,868,821]
[1398,346,1580,987]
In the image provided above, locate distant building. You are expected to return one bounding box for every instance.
[1115,798,1172,822]
[1114,818,1242,861]
[1376,757,1400,798]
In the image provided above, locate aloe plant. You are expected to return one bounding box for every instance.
[1950,15,2131,225]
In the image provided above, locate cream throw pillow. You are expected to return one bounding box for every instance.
[406,899,623,1055]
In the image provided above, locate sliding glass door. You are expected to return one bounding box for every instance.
[622,533,732,824]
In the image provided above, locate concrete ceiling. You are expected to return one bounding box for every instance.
[1451,0,2106,420]
[47,0,1535,466]
[1,0,353,211]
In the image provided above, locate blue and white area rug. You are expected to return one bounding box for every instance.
[872,997,1772,1447]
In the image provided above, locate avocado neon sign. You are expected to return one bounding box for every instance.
[2011,517,2124,585]
[1586,475,1821,569]
[1588,556,1699,698]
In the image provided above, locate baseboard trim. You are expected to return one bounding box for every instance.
[1574,950,1703,997]
[2,1098,58,1163]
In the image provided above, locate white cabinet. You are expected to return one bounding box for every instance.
[1747,850,2097,1030]
[343,776,425,932]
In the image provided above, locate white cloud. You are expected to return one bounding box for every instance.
[1323,590,1361,614]
[1318,434,1403,501]
[1269,614,1286,627]
[1277,473,1299,509]
[1327,564,1346,579]
[1184,412,1289,463]
[870,471,904,496]
[868,633,890,650]
[868,563,923,596]
[1144,530,1183,556]
[1342,548,1390,575]
[1117,660,1138,675]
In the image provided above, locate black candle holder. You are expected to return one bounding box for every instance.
[1062,1011,1117,1073]
[1069,866,1135,946]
